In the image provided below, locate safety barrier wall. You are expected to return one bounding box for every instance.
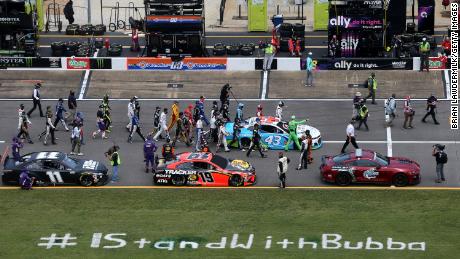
[0,57,450,71]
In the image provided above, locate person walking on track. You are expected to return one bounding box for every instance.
[27,83,44,118]
[341,121,359,153]
[277,152,290,188]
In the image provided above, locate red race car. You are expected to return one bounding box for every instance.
[320,149,421,187]
[153,152,256,187]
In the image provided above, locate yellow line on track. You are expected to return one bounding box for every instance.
[1,186,460,190]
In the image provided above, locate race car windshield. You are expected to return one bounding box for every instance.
[62,156,78,169]
[210,155,228,169]
[374,152,389,166]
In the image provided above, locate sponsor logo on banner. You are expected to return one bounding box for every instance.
[329,16,383,29]
[0,16,21,25]
[67,58,90,69]
[49,58,61,68]
[0,57,61,68]
[127,58,227,70]
[428,57,447,70]
[391,61,407,69]
[312,58,412,70]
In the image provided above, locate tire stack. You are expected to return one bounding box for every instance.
[76,43,92,57]
[240,43,254,56]
[78,24,94,35]
[226,44,240,55]
[293,23,305,52]
[279,23,292,52]
[64,41,80,56]
[51,41,65,56]
[107,43,122,57]
[213,43,226,56]
[66,24,80,35]
[93,24,106,36]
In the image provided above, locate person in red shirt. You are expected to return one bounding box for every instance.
[441,36,451,56]
[442,0,450,10]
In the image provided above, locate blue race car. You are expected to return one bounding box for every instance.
[225,116,322,150]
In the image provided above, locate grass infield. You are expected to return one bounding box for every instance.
[1,189,459,259]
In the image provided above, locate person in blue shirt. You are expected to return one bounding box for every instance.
[198,96,209,126]
[11,137,23,162]
[305,52,314,87]
[19,170,34,190]
[235,103,244,122]
[54,98,69,131]
[143,134,157,173]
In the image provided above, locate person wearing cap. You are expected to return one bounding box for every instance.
[433,144,448,183]
[235,103,244,122]
[54,98,69,131]
[328,35,339,58]
[352,92,362,121]
[216,120,230,153]
[341,121,359,153]
[126,96,136,131]
[263,42,276,71]
[221,101,230,122]
[173,112,191,147]
[229,118,245,151]
[168,101,180,131]
[403,96,415,129]
[108,145,121,182]
[92,106,108,140]
[277,152,290,188]
[275,101,285,120]
[284,115,306,151]
[19,170,34,190]
[385,93,397,125]
[44,106,57,145]
[27,83,44,118]
[195,115,204,152]
[357,100,369,131]
[162,138,176,162]
[154,108,169,141]
[101,94,112,132]
[419,37,431,72]
[144,134,157,173]
[246,123,266,158]
[305,52,314,87]
[364,72,377,105]
[11,137,24,162]
[128,112,146,143]
[70,123,83,156]
[198,96,209,126]
[220,83,231,110]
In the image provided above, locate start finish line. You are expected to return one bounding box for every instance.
[38,233,426,251]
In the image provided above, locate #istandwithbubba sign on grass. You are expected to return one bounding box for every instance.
[37,233,426,251]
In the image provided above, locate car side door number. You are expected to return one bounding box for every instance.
[199,172,214,182]
[46,171,64,183]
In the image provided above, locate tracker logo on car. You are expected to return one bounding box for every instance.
[165,169,197,175]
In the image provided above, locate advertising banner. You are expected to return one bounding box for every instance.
[309,58,412,70]
[90,58,112,69]
[329,16,384,30]
[0,57,61,68]
[429,56,449,70]
[67,58,90,69]
[127,58,227,70]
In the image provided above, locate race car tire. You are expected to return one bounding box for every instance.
[229,175,243,187]
[226,44,240,55]
[79,174,94,187]
[392,173,409,187]
[240,46,253,56]
[335,172,352,186]
[171,175,187,186]
[279,23,292,31]
[240,138,251,149]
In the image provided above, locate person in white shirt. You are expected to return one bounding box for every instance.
[277,152,290,188]
[27,83,44,117]
[126,97,136,130]
[195,116,203,152]
[385,93,397,125]
[341,121,359,153]
[70,124,83,156]
[154,108,169,141]
[275,101,285,120]
[216,123,230,152]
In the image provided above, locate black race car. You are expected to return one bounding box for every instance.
[2,151,109,187]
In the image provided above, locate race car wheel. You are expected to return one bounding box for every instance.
[229,175,243,187]
[241,138,251,149]
[171,175,187,186]
[335,172,352,186]
[392,173,409,187]
[79,174,94,187]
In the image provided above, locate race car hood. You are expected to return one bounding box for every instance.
[226,159,255,173]
[388,157,420,171]
[297,124,321,138]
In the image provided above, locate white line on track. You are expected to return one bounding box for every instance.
[78,50,98,100]
[0,141,5,143]
[0,98,450,102]
[323,141,459,144]
[261,70,268,100]
[386,123,393,157]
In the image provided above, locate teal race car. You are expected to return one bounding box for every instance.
[224,116,322,150]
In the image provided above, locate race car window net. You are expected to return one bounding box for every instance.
[211,155,228,169]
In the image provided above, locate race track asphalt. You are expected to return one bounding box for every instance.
[0,99,458,187]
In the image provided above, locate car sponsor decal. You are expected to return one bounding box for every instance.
[82,160,98,170]
[186,153,210,160]
[231,160,250,170]
[363,168,379,179]
[164,169,197,175]
[36,152,60,160]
